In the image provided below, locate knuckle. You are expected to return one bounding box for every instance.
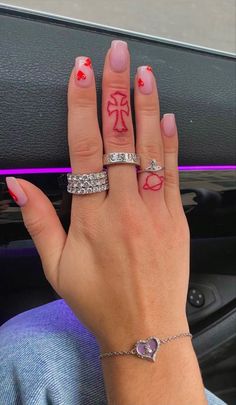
[110,84,128,91]
[72,103,97,113]
[106,133,133,148]
[138,103,159,115]
[72,138,101,159]
[164,168,179,187]
[24,216,46,239]
[104,81,129,92]
[164,146,178,154]
[67,86,96,110]
[140,143,163,161]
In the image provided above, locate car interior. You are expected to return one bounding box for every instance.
[0,4,236,405]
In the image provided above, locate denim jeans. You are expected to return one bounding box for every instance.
[0,299,227,405]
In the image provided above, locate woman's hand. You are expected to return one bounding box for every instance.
[6,41,190,348]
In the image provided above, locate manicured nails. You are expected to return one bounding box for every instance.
[162,113,177,137]
[137,66,153,95]
[74,56,93,87]
[6,177,28,207]
[109,40,128,72]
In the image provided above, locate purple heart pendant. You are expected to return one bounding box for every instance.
[135,337,160,362]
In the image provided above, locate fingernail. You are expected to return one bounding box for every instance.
[137,66,153,95]
[109,40,128,72]
[6,177,28,207]
[162,113,177,136]
[74,56,93,87]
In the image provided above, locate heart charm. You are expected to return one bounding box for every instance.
[135,337,160,362]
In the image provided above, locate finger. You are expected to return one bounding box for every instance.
[6,177,66,288]
[161,114,183,215]
[67,56,105,208]
[134,65,165,208]
[102,41,138,196]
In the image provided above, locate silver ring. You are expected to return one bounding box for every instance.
[103,152,141,166]
[137,159,164,173]
[67,170,109,195]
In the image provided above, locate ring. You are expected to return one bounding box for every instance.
[103,152,141,166]
[67,170,109,195]
[137,159,164,173]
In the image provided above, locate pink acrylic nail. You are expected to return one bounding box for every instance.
[109,40,128,73]
[137,66,153,95]
[74,56,93,87]
[162,113,177,136]
[6,177,28,207]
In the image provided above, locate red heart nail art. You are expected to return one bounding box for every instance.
[77,70,86,81]
[84,57,92,68]
[138,78,144,87]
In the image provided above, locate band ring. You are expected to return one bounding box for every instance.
[67,157,163,195]
[137,159,164,173]
[103,152,141,166]
[67,170,109,195]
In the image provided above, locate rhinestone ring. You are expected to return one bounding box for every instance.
[67,170,109,195]
[103,152,141,166]
[137,159,164,173]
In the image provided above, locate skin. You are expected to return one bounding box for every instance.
[9,42,208,404]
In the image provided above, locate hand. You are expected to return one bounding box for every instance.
[6,40,209,405]
[6,40,190,350]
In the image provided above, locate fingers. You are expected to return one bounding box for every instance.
[67,57,105,208]
[102,41,138,196]
[134,66,165,208]
[67,46,181,218]
[161,114,183,215]
[5,177,66,288]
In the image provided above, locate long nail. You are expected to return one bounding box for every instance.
[74,56,93,87]
[162,113,177,136]
[6,177,28,206]
[109,40,128,72]
[137,66,153,95]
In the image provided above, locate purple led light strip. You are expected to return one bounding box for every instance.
[0,166,235,175]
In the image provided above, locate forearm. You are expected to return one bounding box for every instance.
[100,318,208,405]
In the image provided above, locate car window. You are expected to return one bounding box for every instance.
[2,0,236,54]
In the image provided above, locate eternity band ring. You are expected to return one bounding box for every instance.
[103,152,141,166]
[67,170,109,195]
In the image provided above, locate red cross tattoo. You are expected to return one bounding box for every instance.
[107,91,129,132]
[143,173,164,191]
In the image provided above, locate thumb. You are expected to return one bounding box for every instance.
[6,177,67,287]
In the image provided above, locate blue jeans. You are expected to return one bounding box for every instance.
[0,300,227,405]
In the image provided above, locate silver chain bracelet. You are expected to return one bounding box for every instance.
[99,332,192,362]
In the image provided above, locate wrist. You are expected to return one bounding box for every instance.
[97,313,190,354]
[100,331,207,405]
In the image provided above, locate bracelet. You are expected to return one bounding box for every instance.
[99,332,192,362]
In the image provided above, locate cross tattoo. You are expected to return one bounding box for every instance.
[107,91,129,132]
